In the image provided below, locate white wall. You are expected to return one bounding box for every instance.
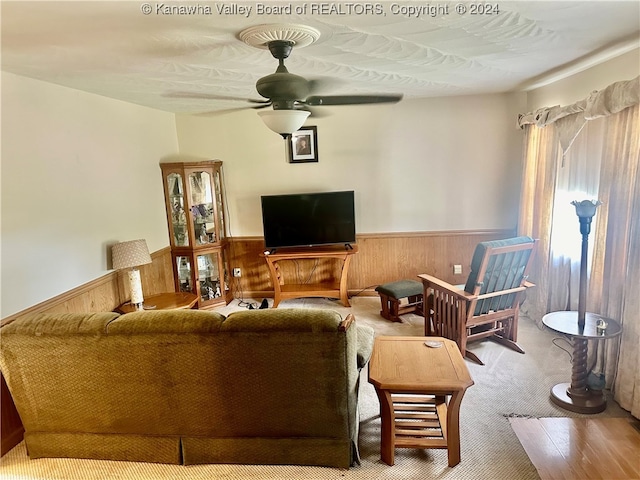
[176,92,526,237]
[526,48,640,111]
[1,73,179,317]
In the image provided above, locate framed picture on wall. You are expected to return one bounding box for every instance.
[288,126,318,163]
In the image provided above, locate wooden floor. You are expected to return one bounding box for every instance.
[510,417,640,480]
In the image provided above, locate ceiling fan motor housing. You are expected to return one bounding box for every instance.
[256,41,310,104]
[256,71,309,104]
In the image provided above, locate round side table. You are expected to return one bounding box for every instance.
[115,292,198,314]
[542,311,622,414]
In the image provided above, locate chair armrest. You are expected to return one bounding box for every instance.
[418,274,476,300]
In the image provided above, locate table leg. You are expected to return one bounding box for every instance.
[550,337,606,414]
[445,392,463,467]
[375,389,395,465]
[338,254,352,307]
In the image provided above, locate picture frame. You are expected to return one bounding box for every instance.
[288,126,318,163]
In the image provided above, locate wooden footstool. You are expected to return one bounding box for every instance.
[368,336,474,467]
[375,280,424,322]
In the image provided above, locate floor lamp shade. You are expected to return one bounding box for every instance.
[112,239,152,306]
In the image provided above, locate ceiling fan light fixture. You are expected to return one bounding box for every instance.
[257,109,310,138]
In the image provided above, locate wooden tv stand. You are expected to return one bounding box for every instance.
[261,245,358,307]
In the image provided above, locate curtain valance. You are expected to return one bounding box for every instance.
[517,76,639,128]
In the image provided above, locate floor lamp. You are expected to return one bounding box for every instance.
[543,199,622,413]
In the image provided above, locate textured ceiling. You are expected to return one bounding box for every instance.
[2,1,639,114]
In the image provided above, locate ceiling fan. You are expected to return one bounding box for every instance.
[171,24,403,137]
[252,38,403,137]
[255,39,402,111]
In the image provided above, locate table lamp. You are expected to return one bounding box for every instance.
[112,239,152,308]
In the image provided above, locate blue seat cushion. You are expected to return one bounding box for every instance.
[463,236,535,315]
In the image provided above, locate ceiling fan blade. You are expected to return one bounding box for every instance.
[196,105,267,117]
[165,91,271,105]
[304,94,403,106]
[306,77,344,96]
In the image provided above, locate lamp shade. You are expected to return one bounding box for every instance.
[258,109,310,136]
[112,239,152,270]
[571,199,602,218]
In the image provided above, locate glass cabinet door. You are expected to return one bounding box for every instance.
[197,253,221,303]
[189,171,217,245]
[214,169,225,241]
[176,256,193,293]
[167,173,189,247]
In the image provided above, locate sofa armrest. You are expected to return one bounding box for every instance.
[338,313,374,369]
[338,313,355,332]
[355,324,375,370]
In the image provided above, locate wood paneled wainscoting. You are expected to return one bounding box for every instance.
[226,229,517,300]
[0,247,174,456]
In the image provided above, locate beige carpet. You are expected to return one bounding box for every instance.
[0,296,633,480]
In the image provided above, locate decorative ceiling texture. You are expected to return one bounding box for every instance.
[2,1,639,114]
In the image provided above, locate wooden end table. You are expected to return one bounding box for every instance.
[368,336,474,467]
[115,292,198,314]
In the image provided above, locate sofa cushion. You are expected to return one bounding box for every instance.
[107,310,225,334]
[1,312,120,336]
[223,308,374,369]
[223,308,342,332]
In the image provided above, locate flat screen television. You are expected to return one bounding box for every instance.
[261,191,356,250]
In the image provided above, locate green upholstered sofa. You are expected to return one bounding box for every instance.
[0,308,375,468]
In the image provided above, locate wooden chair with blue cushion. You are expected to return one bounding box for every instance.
[419,236,538,365]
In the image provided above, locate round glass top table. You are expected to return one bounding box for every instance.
[542,311,622,414]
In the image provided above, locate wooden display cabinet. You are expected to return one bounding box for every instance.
[160,160,232,309]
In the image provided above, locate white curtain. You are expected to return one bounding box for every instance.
[518,77,640,417]
[546,118,604,313]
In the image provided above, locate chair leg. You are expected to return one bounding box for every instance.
[491,335,525,354]
[379,294,391,321]
[425,293,434,336]
[389,298,402,322]
[379,294,403,322]
[464,349,485,366]
[508,312,519,342]
[491,317,524,353]
[407,295,424,317]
